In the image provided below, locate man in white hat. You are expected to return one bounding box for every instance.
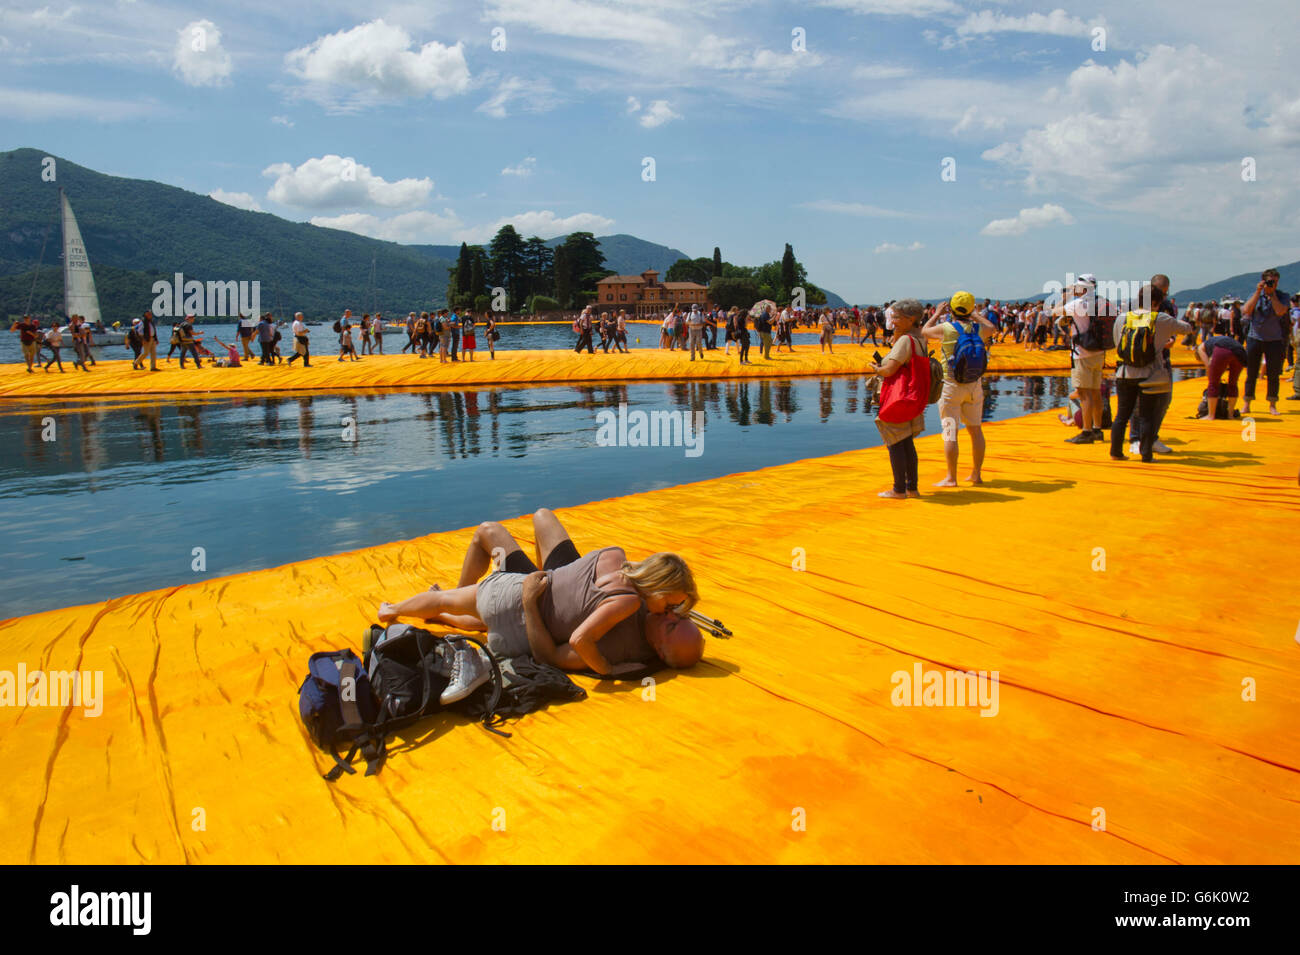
[1057,273,1108,444]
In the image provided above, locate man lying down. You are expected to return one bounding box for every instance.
[378,508,706,685]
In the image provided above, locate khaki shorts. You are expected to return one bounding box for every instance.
[22,341,38,362]
[1072,351,1104,390]
[937,378,985,430]
[475,571,529,659]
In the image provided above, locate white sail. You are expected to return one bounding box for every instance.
[61,189,102,325]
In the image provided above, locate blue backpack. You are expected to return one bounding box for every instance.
[948,320,988,383]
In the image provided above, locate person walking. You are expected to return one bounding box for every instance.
[288,312,311,366]
[42,319,66,372]
[1057,274,1108,445]
[11,315,41,372]
[484,313,498,360]
[573,307,595,354]
[614,310,629,353]
[735,308,752,365]
[372,313,384,354]
[178,314,203,368]
[258,312,277,365]
[236,313,257,361]
[449,308,461,361]
[140,311,159,371]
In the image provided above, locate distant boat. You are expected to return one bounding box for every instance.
[58,189,124,346]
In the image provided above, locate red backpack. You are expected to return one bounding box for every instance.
[877,334,931,423]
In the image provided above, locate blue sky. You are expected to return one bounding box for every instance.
[1,0,1297,302]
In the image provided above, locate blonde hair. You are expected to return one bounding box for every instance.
[621,552,697,611]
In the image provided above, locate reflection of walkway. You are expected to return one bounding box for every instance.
[2,378,1296,863]
[0,347,1204,399]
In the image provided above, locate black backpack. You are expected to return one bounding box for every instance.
[298,625,506,781]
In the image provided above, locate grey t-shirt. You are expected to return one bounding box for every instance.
[1112,312,1191,382]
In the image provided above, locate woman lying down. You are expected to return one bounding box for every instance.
[378,508,706,688]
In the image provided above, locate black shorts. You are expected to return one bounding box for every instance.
[502,538,581,575]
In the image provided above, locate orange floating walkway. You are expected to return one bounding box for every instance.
[1,377,1295,864]
[0,345,1202,400]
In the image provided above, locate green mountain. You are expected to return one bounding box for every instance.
[0,147,455,322]
[0,146,849,319]
[1171,264,1300,304]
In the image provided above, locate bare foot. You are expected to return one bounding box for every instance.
[967,475,983,485]
[1269,405,1279,416]
[878,489,907,500]
[378,601,399,624]
[906,490,922,499]
[933,477,959,488]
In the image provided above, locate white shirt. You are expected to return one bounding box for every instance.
[1067,296,1101,358]
[293,319,307,336]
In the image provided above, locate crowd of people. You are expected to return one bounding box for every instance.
[863,268,1295,499]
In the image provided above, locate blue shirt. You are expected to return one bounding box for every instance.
[1246,288,1288,342]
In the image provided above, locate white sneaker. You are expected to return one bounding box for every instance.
[1152,440,1172,454]
[440,643,490,704]
[1129,441,1140,456]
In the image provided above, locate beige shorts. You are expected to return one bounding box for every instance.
[1072,351,1104,390]
[937,378,985,430]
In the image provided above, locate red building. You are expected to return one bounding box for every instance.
[594,269,708,316]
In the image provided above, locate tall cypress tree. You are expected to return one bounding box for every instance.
[469,248,486,304]
[553,244,570,308]
[453,242,473,303]
[781,243,796,298]
[713,246,723,278]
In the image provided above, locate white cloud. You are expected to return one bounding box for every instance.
[956,9,1100,37]
[476,76,559,118]
[271,115,294,127]
[980,204,1075,236]
[625,95,641,114]
[636,99,680,128]
[0,86,161,120]
[501,157,537,177]
[818,0,962,17]
[800,199,913,218]
[173,19,232,87]
[484,0,679,45]
[852,64,912,81]
[308,207,614,245]
[209,189,262,212]
[454,210,615,243]
[978,43,1300,233]
[263,155,433,210]
[285,19,470,108]
[310,210,464,244]
[873,241,924,253]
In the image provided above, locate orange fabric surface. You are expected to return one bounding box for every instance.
[0,345,1201,400]
[0,378,1295,863]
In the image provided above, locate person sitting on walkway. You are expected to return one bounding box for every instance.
[377,508,705,675]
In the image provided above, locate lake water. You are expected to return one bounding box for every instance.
[0,372,1100,617]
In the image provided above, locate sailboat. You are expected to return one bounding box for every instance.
[58,189,124,345]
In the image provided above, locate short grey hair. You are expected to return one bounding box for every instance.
[892,298,924,321]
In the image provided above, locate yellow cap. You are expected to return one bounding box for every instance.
[950,291,975,316]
